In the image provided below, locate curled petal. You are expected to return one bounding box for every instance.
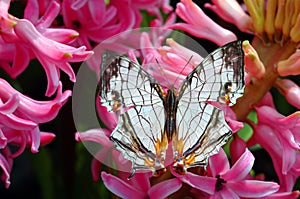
[275,79,300,109]
[75,128,112,148]
[168,0,237,45]
[165,38,204,66]
[205,0,254,33]
[277,50,300,76]
[0,150,11,188]
[0,94,19,114]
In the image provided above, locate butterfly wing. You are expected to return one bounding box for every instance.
[173,41,244,173]
[179,40,244,105]
[99,56,167,175]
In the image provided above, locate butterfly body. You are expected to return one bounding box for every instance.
[99,41,245,176]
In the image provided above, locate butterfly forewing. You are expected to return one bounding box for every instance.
[180,40,244,105]
[100,56,168,174]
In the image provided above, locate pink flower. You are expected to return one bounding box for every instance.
[250,103,300,192]
[75,128,131,182]
[172,148,279,198]
[0,0,93,96]
[101,171,182,199]
[13,19,93,96]
[275,78,300,109]
[0,78,70,187]
[167,0,237,45]
[204,0,254,33]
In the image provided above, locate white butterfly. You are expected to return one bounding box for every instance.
[99,41,244,177]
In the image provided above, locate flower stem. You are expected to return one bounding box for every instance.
[232,37,298,121]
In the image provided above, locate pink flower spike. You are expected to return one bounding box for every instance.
[168,0,237,45]
[275,78,300,109]
[204,0,254,33]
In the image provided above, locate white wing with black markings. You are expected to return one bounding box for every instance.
[173,41,244,173]
[99,56,168,175]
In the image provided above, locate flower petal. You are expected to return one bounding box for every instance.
[171,168,216,194]
[222,148,254,181]
[226,180,279,197]
[101,172,146,199]
[148,178,182,199]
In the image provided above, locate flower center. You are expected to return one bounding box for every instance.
[215,175,226,191]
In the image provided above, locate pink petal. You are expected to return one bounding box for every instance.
[222,148,254,181]
[39,132,56,146]
[171,168,216,195]
[0,129,7,148]
[0,152,11,188]
[262,191,300,199]
[35,1,60,29]
[148,178,182,199]
[0,94,19,114]
[227,180,279,197]
[24,0,39,22]
[209,148,230,177]
[130,173,151,192]
[91,157,102,182]
[101,172,146,199]
[75,128,112,148]
[42,28,79,44]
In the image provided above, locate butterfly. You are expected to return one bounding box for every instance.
[99,40,245,177]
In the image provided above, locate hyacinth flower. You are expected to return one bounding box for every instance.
[172,148,280,198]
[0,0,91,189]
[0,0,93,96]
[0,79,71,188]
[61,0,175,73]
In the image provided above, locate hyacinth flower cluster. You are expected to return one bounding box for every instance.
[0,0,173,193]
[0,0,300,199]
[85,0,300,198]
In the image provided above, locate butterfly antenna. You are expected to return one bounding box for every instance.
[173,55,193,87]
[154,58,172,88]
